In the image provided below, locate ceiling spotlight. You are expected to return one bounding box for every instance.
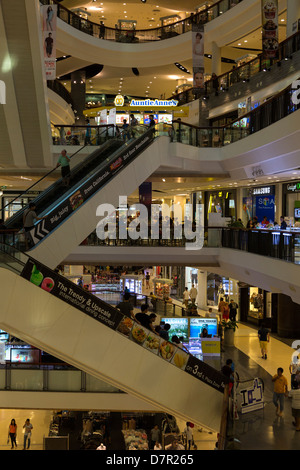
[141,0,147,3]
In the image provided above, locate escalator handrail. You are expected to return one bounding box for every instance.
[2,125,117,214]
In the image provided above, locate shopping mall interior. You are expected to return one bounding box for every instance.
[1,0,300,453]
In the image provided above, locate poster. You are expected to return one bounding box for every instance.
[41,4,57,80]
[192,21,205,89]
[255,195,275,223]
[261,0,279,59]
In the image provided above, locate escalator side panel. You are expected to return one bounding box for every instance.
[0,266,224,431]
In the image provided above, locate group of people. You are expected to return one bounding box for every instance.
[7,418,33,450]
[271,366,300,431]
[218,298,239,322]
[182,285,198,307]
[247,215,288,230]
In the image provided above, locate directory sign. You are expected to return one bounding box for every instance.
[190,318,217,338]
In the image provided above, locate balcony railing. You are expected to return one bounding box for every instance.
[172,29,300,105]
[40,0,243,43]
[82,226,300,266]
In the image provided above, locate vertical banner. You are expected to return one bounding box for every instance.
[41,4,57,80]
[192,21,205,89]
[261,0,279,59]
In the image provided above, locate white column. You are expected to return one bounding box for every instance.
[287,0,300,37]
[69,265,83,276]
[211,41,222,76]
[196,270,207,310]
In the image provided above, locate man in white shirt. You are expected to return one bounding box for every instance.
[183,287,190,308]
[189,285,198,304]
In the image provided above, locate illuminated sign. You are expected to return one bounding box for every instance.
[114,94,125,107]
[130,99,178,107]
[286,182,300,192]
[251,186,274,195]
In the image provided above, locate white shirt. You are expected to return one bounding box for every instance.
[289,389,300,409]
[183,291,189,300]
[184,426,193,441]
[190,288,197,299]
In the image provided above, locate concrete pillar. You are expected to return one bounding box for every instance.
[287,0,300,37]
[71,70,86,125]
[196,269,207,310]
[211,41,222,76]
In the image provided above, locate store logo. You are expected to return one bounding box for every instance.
[130,98,178,107]
[291,80,300,105]
[95,196,204,250]
[114,94,125,107]
[0,81,6,104]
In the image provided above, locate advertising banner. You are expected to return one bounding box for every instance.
[261,0,279,59]
[30,131,153,245]
[192,21,205,89]
[41,4,57,80]
[20,258,228,393]
[255,195,275,223]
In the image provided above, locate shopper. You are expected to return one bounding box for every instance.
[154,441,162,450]
[23,202,47,250]
[290,386,300,431]
[159,323,171,341]
[85,119,92,145]
[23,419,33,450]
[172,335,189,353]
[8,419,17,449]
[99,21,105,39]
[211,73,219,96]
[150,425,161,449]
[219,299,229,321]
[189,284,198,304]
[135,306,157,333]
[116,293,135,320]
[289,355,300,389]
[122,119,130,141]
[77,276,84,288]
[183,422,193,450]
[258,323,270,359]
[261,216,269,227]
[165,439,185,450]
[229,299,238,321]
[183,287,189,308]
[130,114,138,137]
[56,149,71,187]
[272,368,288,417]
[280,216,287,230]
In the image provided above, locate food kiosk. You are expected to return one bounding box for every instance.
[153,278,173,300]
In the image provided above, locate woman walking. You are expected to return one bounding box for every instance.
[8,419,17,449]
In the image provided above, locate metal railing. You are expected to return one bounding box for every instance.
[40,0,243,43]
[82,226,300,266]
[52,124,117,146]
[172,29,300,105]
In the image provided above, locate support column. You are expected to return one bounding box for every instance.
[71,70,86,125]
[287,0,300,37]
[196,270,207,310]
[211,41,222,76]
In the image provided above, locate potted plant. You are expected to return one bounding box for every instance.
[221,319,238,347]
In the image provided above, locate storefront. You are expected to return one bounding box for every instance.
[1,190,41,221]
[205,188,237,224]
[239,283,274,329]
[207,273,239,313]
[83,96,185,128]
[242,185,276,225]
[282,181,300,224]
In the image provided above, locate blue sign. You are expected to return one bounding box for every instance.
[255,195,275,223]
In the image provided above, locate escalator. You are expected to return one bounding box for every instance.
[5,124,165,268]
[0,244,228,431]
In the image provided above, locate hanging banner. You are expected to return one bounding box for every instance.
[192,21,205,89]
[41,4,57,80]
[261,0,279,59]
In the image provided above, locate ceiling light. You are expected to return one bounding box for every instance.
[162,178,166,182]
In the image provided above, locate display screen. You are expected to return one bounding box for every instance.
[295,208,300,219]
[189,318,217,338]
[144,114,158,125]
[161,317,188,341]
